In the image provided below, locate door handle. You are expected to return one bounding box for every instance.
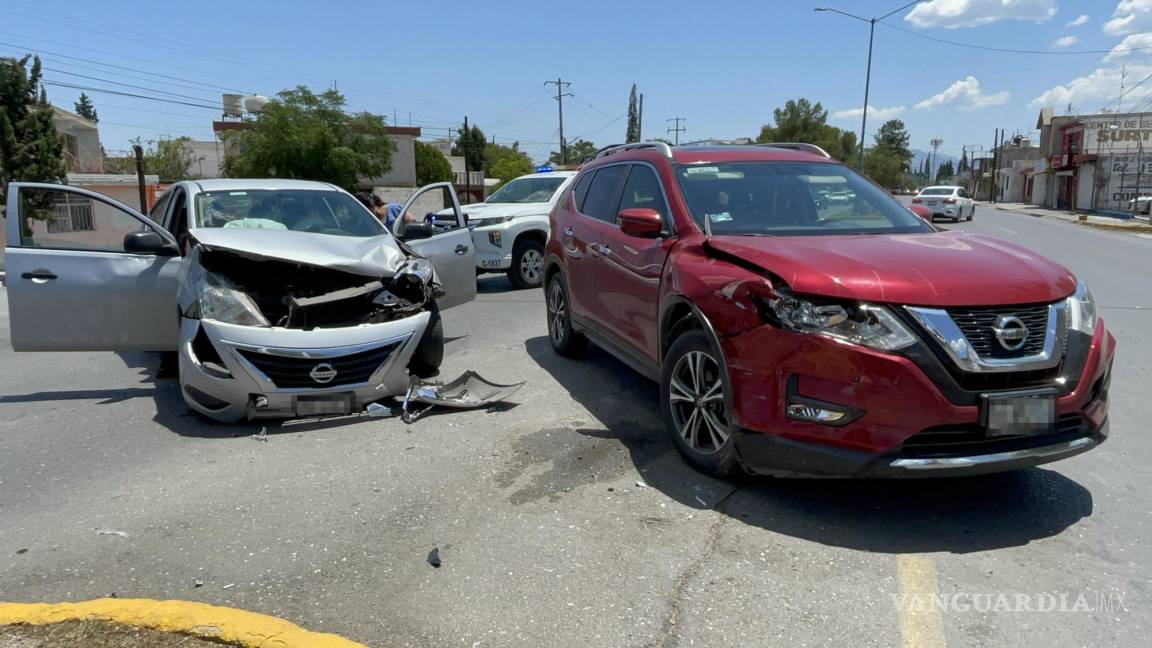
[563,226,574,237]
[454,244,469,255]
[21,271,57,281]
[596,243,611,256]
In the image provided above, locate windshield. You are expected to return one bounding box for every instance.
[193,189,384,237]
[675,162,932,236]
[486,176,566,204]
[919,187,957,196]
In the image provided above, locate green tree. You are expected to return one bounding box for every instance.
[755,98,858,165]
[549,139,597,166]
[414,140,454,186]
[74,92,98,122]
[0,55,66,221]
[863,148,905,189]
[484,142,534,186]
[647,137,674,145]
[135,136,197,182]
[872,119,912,172]
[937,159,955,179]
[453,124,487,174]
[625,84,640,143]
[222,86,393,189]
[958,151,969,173]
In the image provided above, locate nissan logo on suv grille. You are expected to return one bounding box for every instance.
[992,315,1030,351]
[309,362,338,384]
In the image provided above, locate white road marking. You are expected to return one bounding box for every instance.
[896,554,946,648]
[999,227,1019,235]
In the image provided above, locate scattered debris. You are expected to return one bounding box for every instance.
[194,579,204,588]
[694,496,708,507]
[366,402,393,418]
[401,371,526,423]
[95,529,129,538]
[252,427,268,442]
[635,480,649,489]
[16,548,28,555]
[222,583,235,590]
[426,547,442,568]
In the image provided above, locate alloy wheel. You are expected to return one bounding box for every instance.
[668,350,730,454]
[520,248,544,284]
[547,280,566,346]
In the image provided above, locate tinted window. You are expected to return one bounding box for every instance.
[618,165,668,218]
[919,187,956,196]
[580,166,628,222]
[486,176,567,203]
[675,162,932,236]
[149,190,172,227]
[18,187,154,252]
[571,172,594,211]
[193,190,384,237]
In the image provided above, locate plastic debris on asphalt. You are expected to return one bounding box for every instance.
[401,371,526,423]
[427,547,442,568]
[95,529,129,538]
[366,402,394,417]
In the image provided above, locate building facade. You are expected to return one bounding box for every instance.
[1036,108,1152,213]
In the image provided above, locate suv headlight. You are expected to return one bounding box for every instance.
[765,290,916,351]
[1066,280,1097,334]
[183,269,270,327]
[470,215,516,229]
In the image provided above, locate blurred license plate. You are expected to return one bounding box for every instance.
[295,393,353,416]
[983,392,1055,436]
[926,200,939,206]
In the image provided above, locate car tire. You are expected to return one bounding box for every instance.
[967,206,974,221]
[546,273,587,357]
[660,330,740,478]
[508,238,546,289]
[407,302,444,378]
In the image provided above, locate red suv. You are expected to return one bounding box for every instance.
[544,143,1113,478]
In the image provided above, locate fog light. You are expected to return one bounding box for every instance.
[787,402,849,424]
[488,231,503,247]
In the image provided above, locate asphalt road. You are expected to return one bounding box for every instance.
[1,205,1150,647]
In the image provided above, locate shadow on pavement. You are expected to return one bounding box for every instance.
[524,335,1093,554]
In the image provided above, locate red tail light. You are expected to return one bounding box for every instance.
[911,197,922,203]
[943,198,957,204]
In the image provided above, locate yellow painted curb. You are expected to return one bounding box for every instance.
[0,598,366,648]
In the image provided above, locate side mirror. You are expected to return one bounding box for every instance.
[399,223,434,240]
[618,208,663,238]
[124,230,177,256]
[908,205,933,222]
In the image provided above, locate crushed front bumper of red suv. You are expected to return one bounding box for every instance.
[720,310,1113,478]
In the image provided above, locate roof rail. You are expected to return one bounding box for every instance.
[756,142,832,158]
[593,141,674,160]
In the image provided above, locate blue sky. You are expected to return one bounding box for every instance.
[4,0,1152,163]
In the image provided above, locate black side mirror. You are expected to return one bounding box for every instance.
[400,223,434,240]
[124,230,178,256]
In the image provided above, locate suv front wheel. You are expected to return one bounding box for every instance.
[660,330,740,477]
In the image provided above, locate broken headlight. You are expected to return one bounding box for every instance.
[764,290,915,352]
[184,270,270,327]
[1066,280,1097,334]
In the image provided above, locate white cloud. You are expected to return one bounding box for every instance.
[1104,0,1152,36]
[904,0,1057,29]
[831,105,906,121]
[1067,14,1089,27]
[1053,35,1081,48]
[914,76,1010,110]
[1105,32,1152,60]
[1029,64,1152,108]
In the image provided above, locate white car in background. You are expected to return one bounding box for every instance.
[913,185,975,222]
[461,170,576,289]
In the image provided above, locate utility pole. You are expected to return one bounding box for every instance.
[463,116,471,203]
[544,78,572,165]
[132,144,147,212]
[638,93,644,141]
[929,137,943,182]
[666,117,686,145]
[989,129,1001,203]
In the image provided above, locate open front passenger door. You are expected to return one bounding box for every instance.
[4,183,182,351]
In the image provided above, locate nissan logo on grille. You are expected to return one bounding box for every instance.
[992,315,1029,351]
[309,362,338,384]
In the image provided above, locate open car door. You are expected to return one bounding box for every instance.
[392,182,476,310]
[4,183,181,351]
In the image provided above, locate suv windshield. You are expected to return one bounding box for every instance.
[193,190,384,237]
[675,162,932,236]
[486,176,566,204]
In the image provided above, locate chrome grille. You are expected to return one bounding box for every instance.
[947,304,1050,358]
[237,343,400,388]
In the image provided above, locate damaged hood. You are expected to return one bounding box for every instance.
[189,228,407,277]
[705,231,1076,307]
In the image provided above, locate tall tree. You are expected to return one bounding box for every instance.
[222,86,393,189]
[74,92,98,122]
[872,119,913,172]
[937,159,955,179]
[453,124,487,174]
[414,140,454,185]
[484,141,534,185]
[755,98,858,165]
[0,55,66,213]
[136,136,197,182]
[625,84,640,143]
[549,139,597,166]
[958,150,969,173]
[863,148,904,189]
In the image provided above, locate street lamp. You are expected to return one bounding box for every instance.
[814,1,923,168]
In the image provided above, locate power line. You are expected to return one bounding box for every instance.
[42,80,221,110]
[43,68,219,104]
[881,22,1152,56]
[666,117,686,145]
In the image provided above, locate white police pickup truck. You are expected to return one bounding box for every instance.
[462,170,576,289]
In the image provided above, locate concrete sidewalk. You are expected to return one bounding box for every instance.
[988,202,1152,232]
